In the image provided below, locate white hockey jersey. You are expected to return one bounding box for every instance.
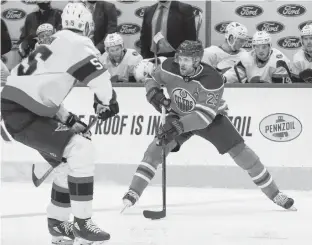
[224,48,291,83]
[291,49,312,76]
[1,30,113,117]
[99,48,142,82]
[202,45,247,73]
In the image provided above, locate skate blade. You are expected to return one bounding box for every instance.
[287,205,297,211]
[120,204,129,214]
[52,236,74,245]
[73,237,106,245]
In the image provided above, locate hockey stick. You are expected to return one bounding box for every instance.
[196,12,203,41]
[32,115,99,187]
[143,106,167,220]
[276,60,295,83]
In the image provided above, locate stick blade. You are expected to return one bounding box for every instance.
[143,210,166,220]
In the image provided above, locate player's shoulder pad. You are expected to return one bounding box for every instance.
[160,57,180,75]
[204,45,221,55]
[196,63,224,90]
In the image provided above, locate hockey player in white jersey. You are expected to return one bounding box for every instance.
[1,2,119,244]
[224,31,291,83]
[202,22,249,74]
[292,24,312,82]
[99,33,143,82]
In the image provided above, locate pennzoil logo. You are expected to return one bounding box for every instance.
[277,36,302,50]
[235,5,263,18]
[117,23,141,35]
[2,8,26,20]
[172,88,196,113]
[256,21,285,34]
[277,4,306,17]
[214,21,232,34]
[259,113,302,142]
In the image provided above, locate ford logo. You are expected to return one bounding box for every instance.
[214,21,232,34]
[116,0,139,4]
[2,8,26,20]
[192,6,203,17]
[242,37,253,50]
[277,4,306,17]
[277,36,302,50]
[259,113,302,142]
[1,1,7,4]
[134,39,141,49]
[117,23,141,35]
[298,21,312,30]
[256,21,285,34]
[21,0,37,4]
[134,7,147,18]
[235,5,263,18]
[116,9,122,18]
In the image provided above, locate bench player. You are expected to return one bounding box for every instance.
[1,2,119,244]
[292,24,312,82]
[99,33,143,83]
[202,22,249,74]
[224,31,291,83]
[122,40,296,212]
[35,23,56,48]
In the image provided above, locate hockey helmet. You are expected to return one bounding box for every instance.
[225,22,248,45]
[104,33,124,48]
[62,2,94,37]
[252,31,272,46]
[176,40,204,58]
[301,24,312,37]
[36,23,54,36]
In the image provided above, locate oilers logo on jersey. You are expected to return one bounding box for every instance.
[172,88,196,113]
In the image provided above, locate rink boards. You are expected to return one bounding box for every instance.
[1,85,312,190]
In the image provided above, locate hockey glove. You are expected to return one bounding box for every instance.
[146,87,171,113]
[93,90,119,121]
[299,69,312,83]
[65,113,92,139]
[157,118,184,145]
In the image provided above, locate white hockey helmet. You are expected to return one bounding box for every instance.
[62,2,94,37]
[301,24,312,37]
[252,31,272,46]
[133,57,166,82]
[36,23,54,36]
[225,22,248,50]
[104,33,124,49]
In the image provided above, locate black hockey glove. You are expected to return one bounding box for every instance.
[66,113,91,139]
[93,90,119,121]
[146,87,171,113]
[299,69,312,83]
[157,118,184,145]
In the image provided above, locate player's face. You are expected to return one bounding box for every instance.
[234,38,247,50]
[302,36,312,53]
[107,45,123,62]
[254,44,271,60]
[177,56,195,76]
[37,32,53,44]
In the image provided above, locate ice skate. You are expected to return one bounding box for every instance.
[48,218,74,245]
[121,190,140,213]
[73,217,110,245]
[273,192,297,211]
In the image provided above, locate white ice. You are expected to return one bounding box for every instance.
[1,182,311,245]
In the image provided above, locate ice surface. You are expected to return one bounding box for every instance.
[1,182,311,245]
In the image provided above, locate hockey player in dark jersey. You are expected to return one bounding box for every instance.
[122,40,296,211]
